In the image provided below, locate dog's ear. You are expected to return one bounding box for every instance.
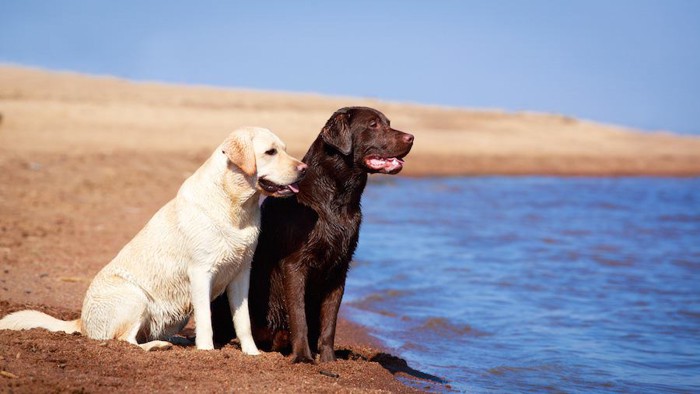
[222,130,256,177]
[321,109,352,155]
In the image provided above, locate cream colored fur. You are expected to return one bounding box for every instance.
[0,127,305,353]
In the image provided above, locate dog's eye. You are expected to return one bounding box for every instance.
[265,148,277,156]
[369,120,378,128]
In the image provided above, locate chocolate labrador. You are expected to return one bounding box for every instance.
[212,107,413,362]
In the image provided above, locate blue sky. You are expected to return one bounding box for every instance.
[2,0,699,134]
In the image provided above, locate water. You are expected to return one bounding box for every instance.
[344,177,700,393]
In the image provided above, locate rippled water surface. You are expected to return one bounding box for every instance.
[344,177,700,393]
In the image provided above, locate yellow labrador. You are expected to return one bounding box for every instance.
[0,127,306,353]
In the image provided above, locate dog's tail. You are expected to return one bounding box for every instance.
[0,310,81,334]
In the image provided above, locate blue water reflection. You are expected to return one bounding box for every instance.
[344,177,700,392]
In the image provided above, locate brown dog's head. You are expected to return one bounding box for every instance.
[321,107,414,174]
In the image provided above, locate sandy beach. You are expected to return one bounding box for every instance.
[0,149,438,392]
[1,65,699,391]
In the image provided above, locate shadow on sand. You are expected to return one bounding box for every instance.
[336,348,449,388]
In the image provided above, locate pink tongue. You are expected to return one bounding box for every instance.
[384,158,402,171]
[369,158,386,168]
[367,157,404,171]
[288,183,300,193]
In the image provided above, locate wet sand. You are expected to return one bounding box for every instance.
[0,65,698,391]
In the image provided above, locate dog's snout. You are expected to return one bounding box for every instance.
[403,133,414,144]
[297,163,308,176]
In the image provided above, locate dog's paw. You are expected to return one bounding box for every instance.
[239,337,261,355]
[242,346,261,356]
[291,354,315,364]
[319,349,336,363]
[196,342,215,351]
[140,341,173,352]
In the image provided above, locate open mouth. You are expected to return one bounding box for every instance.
[258,177,300,197]
[364,155,406,174]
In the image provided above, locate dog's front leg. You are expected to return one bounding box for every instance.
[189,268,215,350]
[226,267,260,355]
[318,283,345,362]
[282,261,314,363]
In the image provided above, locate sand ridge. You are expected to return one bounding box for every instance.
[2,65,699,176]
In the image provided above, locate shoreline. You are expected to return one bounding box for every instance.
[0,301,442,392]
[0,149,443,391]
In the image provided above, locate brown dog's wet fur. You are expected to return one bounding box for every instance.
[212,107,413,363]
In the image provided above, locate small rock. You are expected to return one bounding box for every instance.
[58,277,83,283]
[1,371,19,379]
[319,370,340,378]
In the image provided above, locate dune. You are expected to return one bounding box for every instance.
[2,64,699,176]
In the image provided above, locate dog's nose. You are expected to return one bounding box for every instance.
[403,133,414,144]
[297,163,308,176]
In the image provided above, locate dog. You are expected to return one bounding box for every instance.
[0,127,307,353]
[211,107,413,362]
